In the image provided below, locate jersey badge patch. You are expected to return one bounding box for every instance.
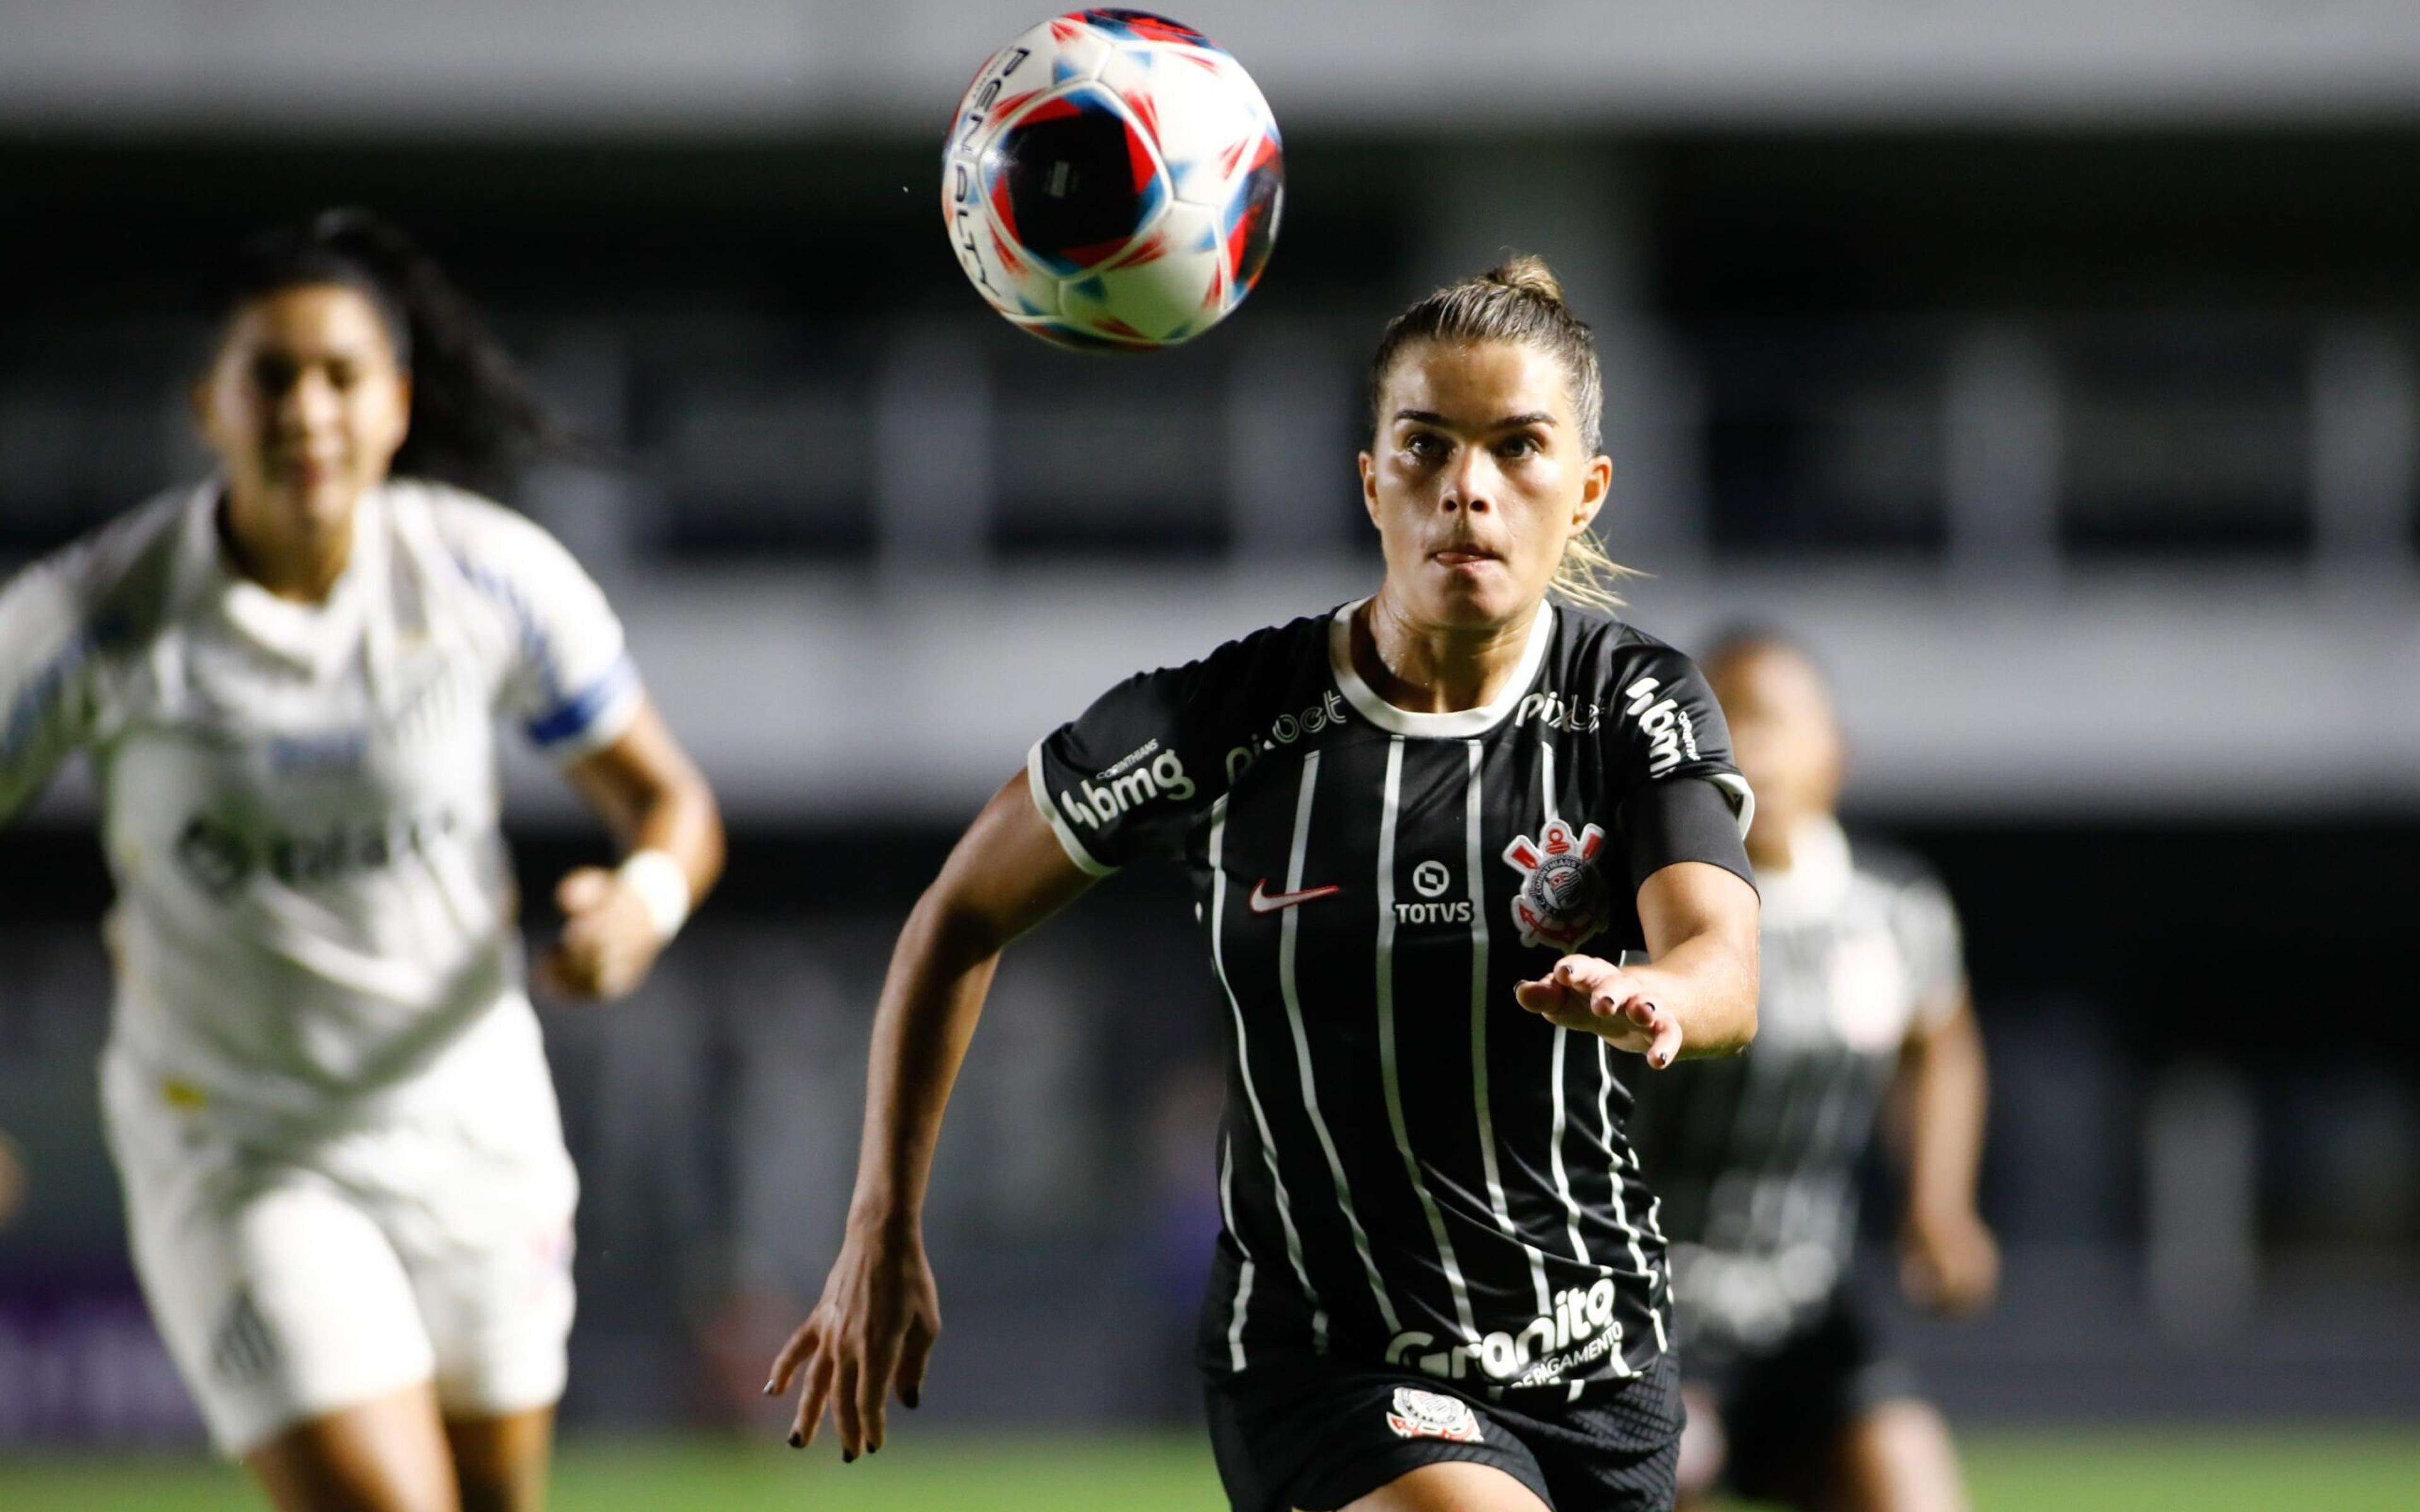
[1385,1386,1484,1443]
[1501,819,1610,951]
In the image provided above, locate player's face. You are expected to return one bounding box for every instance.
[197,284,411,540]
[1360,340,1610,629]
[1707,643,1844,845]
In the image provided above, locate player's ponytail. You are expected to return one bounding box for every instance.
[1368,253,1634,612]
[209,208,565,498]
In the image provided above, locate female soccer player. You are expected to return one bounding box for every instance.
[1631,632,1994,1512]
[0,210,724,1512]
[769,258,1760,1512]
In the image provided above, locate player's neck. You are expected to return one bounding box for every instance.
[1355,592,1539,714]
[217,491,358,603]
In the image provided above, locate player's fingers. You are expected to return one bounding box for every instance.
[834,1356,865,1460]
[766,1317,819,1397]
[1645,1008,1683,1070]
[795,1345,837,1447]
[1513,978,1565,1013]
[555,866,613,915]
[895,1315,938,1411]
[858,1358,890,1453]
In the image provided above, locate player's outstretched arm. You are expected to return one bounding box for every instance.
[765,773,1098,1460]
[1897,994,1998,1313]
[540,699,726,999]
[1514,860,1760,1067]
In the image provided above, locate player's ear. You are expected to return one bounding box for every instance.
[1572,453,1611,534]
[1358,450,1381,529]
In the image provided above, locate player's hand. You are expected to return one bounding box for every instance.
[1901,1206,1998,1315]
[533,866,667,1000]
[1514,954,1683,1069]
[766,1217,941,1460]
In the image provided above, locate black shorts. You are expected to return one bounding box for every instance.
[1686,1289,1921,1504]
[1203,1353,1683,1512]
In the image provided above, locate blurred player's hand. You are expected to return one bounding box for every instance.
[534,866,667,1000]
[766,1217,942,1460]
[1516,954,1683,1069]
[1901,1206,1998,1314]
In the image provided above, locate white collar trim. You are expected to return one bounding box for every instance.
[1327,597,1557,739]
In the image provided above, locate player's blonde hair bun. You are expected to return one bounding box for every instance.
[1365,251,1633,612]
[1480,254,1570,308]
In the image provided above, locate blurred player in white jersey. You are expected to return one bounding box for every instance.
[1628,633,1995,1512]
[0,210,724,1511]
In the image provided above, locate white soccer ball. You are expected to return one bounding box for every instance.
[942,9,1285,351]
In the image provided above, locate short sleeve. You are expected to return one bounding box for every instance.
[0,555,101,822]
[1027,660,1226,876]
[448,506,643,764]
[1893,874,1968,1030]
[1608,643,1756,894]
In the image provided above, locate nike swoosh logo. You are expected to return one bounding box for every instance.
[1248,879,1341,914]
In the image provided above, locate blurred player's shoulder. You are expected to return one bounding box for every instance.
[395,477,565,563]
[1,486,195,650]
[1840,830,1945,894]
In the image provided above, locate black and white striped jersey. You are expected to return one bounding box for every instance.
[1627,820,1964,1354]
[1028,600,1755,1396]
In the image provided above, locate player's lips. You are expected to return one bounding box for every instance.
[1430,546,1502,571]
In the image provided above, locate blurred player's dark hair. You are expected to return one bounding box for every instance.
[207,207,565,498]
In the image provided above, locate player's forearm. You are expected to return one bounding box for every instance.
[846,886,1005,1237]
[624,766,725,903]
[1904,1001,1988,1224]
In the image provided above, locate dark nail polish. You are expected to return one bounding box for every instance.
[843,1449,857,1463]
[868,1444,880,1455]
[904,1388,920,1409]
[762,1380,778,1397]
[786,1431,802,1449]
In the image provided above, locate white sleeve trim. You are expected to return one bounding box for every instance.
[1026,740,1117,878]
[1705,770,1757,840]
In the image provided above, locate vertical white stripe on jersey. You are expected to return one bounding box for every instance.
[1548,1028,1593,1266]
[1469,740,1555,1319]
[1218,1134,1254,1372]
[1276,751,1403,1337]
[1208,794,1328,1350]
[1535,740,1602,1270]
[1374,736,1482,1350]
[1595,1039,1652,1373]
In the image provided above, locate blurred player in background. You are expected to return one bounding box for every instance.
[1629,632,1994,1512]
[772,258,1761,1512]
[0,209,723,1512]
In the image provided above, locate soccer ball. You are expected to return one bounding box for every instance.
[942,9,1284,351]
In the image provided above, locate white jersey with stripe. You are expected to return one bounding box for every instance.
[1029,601,1756,1395]
[1628,818,1965,1352]
[0,480,640,1130]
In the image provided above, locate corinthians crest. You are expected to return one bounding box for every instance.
[1385,1385,1484,1443]
[1500,818,1611,951]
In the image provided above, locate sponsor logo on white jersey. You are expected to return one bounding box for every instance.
[1622,677,1700,779]
[1385,1386,1484,1443]
[1057,745,1196,832]
[1385,1276,1626,1386]
[1499,819,1610,951]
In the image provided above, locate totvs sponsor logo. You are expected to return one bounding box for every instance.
[1386,1276,1625,1387]
[1622,676,1700,779]
[1393,857,1472,925]
[1056,742,1196,832]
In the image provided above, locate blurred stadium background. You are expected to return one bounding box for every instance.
[1,2,2416,1506]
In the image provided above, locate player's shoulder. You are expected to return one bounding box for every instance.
[1546,604,1705,693]
[1126,607,1335,702]
[397,478,566,565]
[3,488,193,648]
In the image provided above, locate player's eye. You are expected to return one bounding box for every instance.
[1495,433,1541,461]
[325,362,357,391]
[1403,432,1448,462]
[251,357,299,396]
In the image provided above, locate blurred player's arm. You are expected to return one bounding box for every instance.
[540,698,726,999]
[1516,859,1761,1067]
[1897,990,1997,1313]
[768,772,1097,1460]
